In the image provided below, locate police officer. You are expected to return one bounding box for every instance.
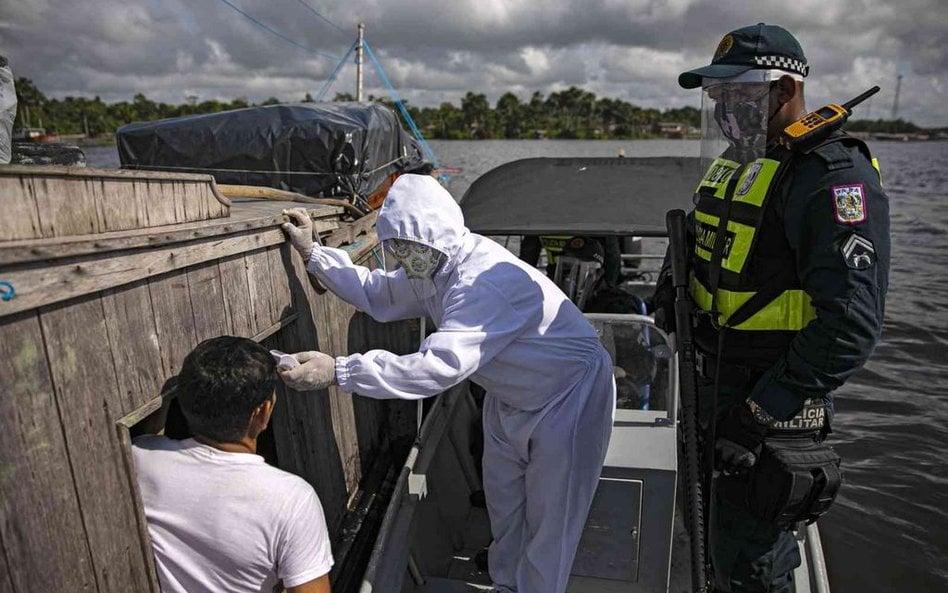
[654,23,890,592]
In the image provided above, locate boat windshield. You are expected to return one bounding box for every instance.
[586,315,674,413]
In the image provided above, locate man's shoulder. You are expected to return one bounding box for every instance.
[794,134,875,177]
[133,437,316,495]
[132,434,186,456]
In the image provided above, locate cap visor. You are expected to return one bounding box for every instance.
[678,63,756,89]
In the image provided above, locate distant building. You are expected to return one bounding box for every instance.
[655,122,687,138]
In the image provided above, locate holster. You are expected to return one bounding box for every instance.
[745,435,842,528]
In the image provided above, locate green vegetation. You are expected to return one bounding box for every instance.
[845,119,923,134]
[12,78,700,140]
[14,78,936,141]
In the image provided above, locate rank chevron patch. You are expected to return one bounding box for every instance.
[841,233,875,270]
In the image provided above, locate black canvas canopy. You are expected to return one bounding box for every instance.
[117,102,429,200]
[459,157,702,236]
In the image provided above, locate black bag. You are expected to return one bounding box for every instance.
[746,437,842,527]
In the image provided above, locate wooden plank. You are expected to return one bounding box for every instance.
[250,312,299,343]
[0,163,221,183]
[141,179,174,231]
[268,244,294,322]
[148,271,198,378]
[310,283,363,496]
[273,247,349,532]
[204,183,227,220]
[186,261,228,342]
[0,311,98,592]
[182,179,211,224]
[93,177,141,233]
[0,166,235,241]
[40,296,151,593]
[0,176,43,241]
[270,302,349,537]
[218,253,255,338]
[0,204,343,265]
[40,295,155,592]
[245,246,277,335]
[0,227,285,318]
[34,175,100,238]
[101,279,166,412]
[115,425,161,592]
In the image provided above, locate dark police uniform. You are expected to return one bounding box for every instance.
[659,22,891,593]
[694,133,890,593]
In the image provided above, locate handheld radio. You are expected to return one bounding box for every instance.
[780,85,880,152]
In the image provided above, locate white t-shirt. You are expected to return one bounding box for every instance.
[132,436,333,593]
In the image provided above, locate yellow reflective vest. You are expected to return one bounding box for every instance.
[689,156,816,331]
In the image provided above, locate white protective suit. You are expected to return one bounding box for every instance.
[306,174,616,593]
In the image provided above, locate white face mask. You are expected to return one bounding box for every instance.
[383,238,446,279]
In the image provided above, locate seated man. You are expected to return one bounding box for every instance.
[133,336,333,593]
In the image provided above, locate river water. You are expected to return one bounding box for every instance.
[85,138,948,592]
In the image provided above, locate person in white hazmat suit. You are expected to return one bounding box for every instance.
[280,174,615,593]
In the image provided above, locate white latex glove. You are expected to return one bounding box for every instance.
[281,208,318,261]
[279,351,337,391]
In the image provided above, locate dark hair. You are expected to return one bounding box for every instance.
[176,336,277,443]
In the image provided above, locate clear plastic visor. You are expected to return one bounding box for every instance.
[700,81,772,169]
[554,256,602,311]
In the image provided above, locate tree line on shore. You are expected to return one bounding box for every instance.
[12,77,934,141]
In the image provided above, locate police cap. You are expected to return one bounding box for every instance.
[678,23,808,89]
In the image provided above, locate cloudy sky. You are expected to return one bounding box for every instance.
[1,0,946,126]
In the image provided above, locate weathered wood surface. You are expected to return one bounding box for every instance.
[0,311,99,592]
[0,205,374,318]
[149,271,199,378]
[101,279,166,413]
[0,193,413,592]
[0,165,231,242]
[0,200,344,265]
[40,295,157,591]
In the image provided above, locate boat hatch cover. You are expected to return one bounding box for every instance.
[459,157,702,237]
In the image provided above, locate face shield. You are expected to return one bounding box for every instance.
[700,73,775,168]
[554,256,603,311]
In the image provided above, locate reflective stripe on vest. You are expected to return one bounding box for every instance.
[540,235,572,263]
[690,275,816,330]
[690,156,816,331]
[871,157,883,186]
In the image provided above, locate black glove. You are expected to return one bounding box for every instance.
[714,402,768,475]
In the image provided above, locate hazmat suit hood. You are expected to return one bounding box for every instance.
[376,174,469,270]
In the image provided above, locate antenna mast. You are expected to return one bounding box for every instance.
[356,23,365,101]
[891,74,902,119]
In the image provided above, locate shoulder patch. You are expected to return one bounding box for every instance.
[841,234,875,270]
[832,183,867,224]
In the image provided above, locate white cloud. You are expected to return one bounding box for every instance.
[0,0,944,125]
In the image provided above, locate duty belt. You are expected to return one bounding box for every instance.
[768,398,826,434]
[695,351,760,383]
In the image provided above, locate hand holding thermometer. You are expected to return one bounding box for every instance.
[780,85,880,152]
[270,350,300,370]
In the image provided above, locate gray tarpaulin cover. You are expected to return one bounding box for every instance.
[460,157,703,236]
[117,102,429,200]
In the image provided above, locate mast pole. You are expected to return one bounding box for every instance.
[356,22,365,102]
[891,74,902,119]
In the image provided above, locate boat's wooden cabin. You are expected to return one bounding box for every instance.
[0,165,419,593]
